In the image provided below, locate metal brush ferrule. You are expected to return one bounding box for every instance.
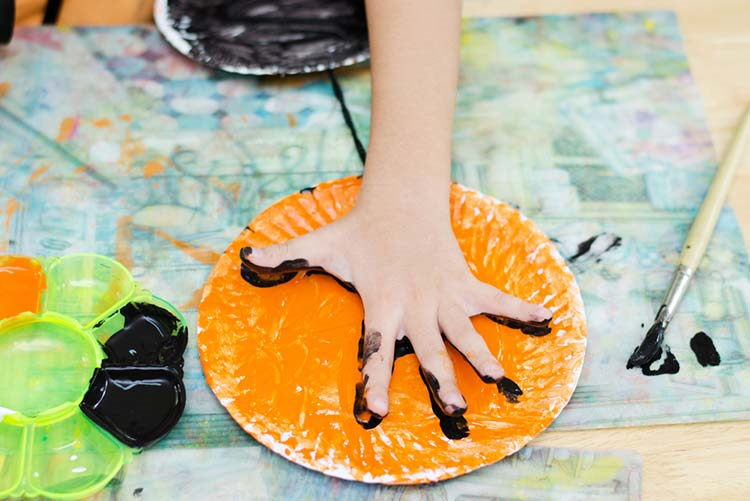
[656,264,694,325]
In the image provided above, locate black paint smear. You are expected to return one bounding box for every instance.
[690,332,721,367]
[239,248,357,292]
[103,302,188,367]
[418,368,469,440]
[353,375,383,429]
[163,0,369,75]
[627,321,666,369]
[239,249,305,287]
[393,337,415,364]
[240,262,299,287]
[569,233,622,263]
[328,69,367,164]
[421,369,466,417]
[361,331,382,367]
[304,269,357,293]
[485,313,552,337]
[80,366,186,448]
[356,321,365,370]
[639,346,680,376]
[497,377,523,403]
[43,0,63,24]
[353,326,384,428]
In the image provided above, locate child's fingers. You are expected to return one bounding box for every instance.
[406,313,466,416]
[240,234,322,271]
[469,281,551,323]
[358,324,397,418]
[439,303,504,382]
[239,228,352,283]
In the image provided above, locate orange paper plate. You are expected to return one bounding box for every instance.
[198,177,586,484]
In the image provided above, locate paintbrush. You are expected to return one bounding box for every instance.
[628,104,750,369]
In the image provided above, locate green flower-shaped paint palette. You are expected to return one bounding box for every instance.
[0,254,188,500]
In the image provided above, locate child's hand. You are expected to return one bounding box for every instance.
[241,0,552,425]
[239,173,551,421]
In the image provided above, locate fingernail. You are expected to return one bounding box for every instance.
[442,393,467,416]
[367,393,389,417]
[480,361,504,381]
[240,247,252,257]
[533,305,552,322]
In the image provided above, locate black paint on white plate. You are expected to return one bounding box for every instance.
[154,0,369,75]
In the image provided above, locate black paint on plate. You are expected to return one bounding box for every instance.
[159,0,369,75]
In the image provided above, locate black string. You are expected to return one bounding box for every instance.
[43,0,63,25]
[327,69,367,165]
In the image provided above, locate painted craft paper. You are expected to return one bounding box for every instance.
[0,10,748,467]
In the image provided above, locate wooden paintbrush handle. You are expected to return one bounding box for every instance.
[680,105,750,270]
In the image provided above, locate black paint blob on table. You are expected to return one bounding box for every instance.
[162,0,369,75]
[80,301,188,448]
[690,331,721,367]
[627,321,666,371]
[637,345,680,376]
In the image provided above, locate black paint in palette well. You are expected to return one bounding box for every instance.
[81,301,189,448]
[80,365,187,448]
[160,0,369,75]
[103,302,188,366]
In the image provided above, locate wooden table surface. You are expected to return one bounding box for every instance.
[14,0,750,499]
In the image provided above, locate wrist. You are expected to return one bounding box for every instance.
[357,168,452,217]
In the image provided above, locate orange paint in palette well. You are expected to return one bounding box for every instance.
[0,256,47,320]
[198,177,587,484]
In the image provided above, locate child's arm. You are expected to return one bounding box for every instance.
[241,0,551,420]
